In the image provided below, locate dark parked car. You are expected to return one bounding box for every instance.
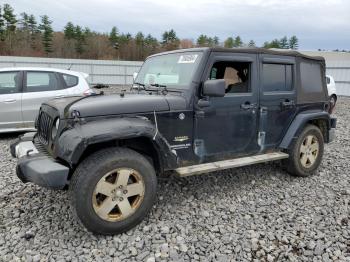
[11,48,336,235]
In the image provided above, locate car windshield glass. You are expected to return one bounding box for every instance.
[135,52,203,89]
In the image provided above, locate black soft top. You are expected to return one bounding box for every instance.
[150,47,324,62]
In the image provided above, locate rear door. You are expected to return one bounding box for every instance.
[0,71,23,130]
[259,55,297,148]
[21,71,65,127]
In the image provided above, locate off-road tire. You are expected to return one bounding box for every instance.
[284,124,324,177]
[69,147,157,235]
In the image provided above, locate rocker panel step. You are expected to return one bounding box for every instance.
[175,152,289,177]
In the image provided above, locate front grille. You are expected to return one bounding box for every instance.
[34,137,51,157]
[37,111,53,145]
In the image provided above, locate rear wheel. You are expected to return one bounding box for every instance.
[284,124,324,177]
[69,147,157,235]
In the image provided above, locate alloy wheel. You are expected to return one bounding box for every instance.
[92,168,145,222]
[299,135,319,168]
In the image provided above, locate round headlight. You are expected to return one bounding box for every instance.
[51,118,60,140]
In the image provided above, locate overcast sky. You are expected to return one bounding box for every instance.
[5,0,350,50]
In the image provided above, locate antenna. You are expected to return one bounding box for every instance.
[67,64,73,70]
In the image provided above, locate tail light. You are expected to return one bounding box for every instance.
[83,89,95,96]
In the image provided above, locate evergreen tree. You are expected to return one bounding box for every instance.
[119,33,132,45]
[28,15,37,34]
[3,4,16,32]
[213,36,219,46]
[28,15,38,49]
[248,40,256,47]
[279,36,289,49]
[109,26,119,48]
[64,22,75,39]
[289,35,299,50]
[233,36,243,47]
[135,31,145,57]
[135,31,144,46]
[145,34,158,51]
[19,12,30,31]
[197,34,208,46]
[224,37,234,48]
[0,6,5,41]
[263,39,281,49]
[207,37,214,47]
[74,25,85,55]
[39,15,53,54]
[162,29,179,50]
[83,27,92,37]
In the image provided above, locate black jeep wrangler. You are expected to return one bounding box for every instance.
[11,48,336,235]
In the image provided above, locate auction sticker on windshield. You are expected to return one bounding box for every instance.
[178,54,198,64]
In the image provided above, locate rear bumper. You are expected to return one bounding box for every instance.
[10,133,69,190]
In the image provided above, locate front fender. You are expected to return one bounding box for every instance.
[279,110,331,149]
[55,117,177,170]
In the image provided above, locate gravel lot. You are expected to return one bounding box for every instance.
[0,97,349,262]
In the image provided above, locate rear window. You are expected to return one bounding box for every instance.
[298,61,326,102]
[262,64,293,92]
[62,73,79,87]
[26,71,59,92]
[300,62,323,92]
[0,71,20,94]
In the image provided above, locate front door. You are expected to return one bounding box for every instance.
[194,52,259,162]
[0,71,23,130]
[259,55,297,149]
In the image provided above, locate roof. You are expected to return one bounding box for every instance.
[149,47,325,62]
[0,67,88,78]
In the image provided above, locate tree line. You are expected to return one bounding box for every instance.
[0,3,300,61]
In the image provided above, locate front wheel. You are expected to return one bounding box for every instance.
[69,147,157,235]
[284,124,324,177]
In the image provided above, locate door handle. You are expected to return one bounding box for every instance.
[55,95,65,99]
[4,99,16,103]
[241,102,257,110]
[281,100,295,108]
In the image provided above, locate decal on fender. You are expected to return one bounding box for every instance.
[174,136,189,142]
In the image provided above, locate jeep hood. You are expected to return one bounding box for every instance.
[45,93,187,118]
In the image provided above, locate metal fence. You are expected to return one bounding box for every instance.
[0,56,143,86]
[0,52,349,95]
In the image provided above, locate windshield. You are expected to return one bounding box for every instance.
[135,52,203,89]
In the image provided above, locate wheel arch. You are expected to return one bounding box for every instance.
[279,111,331,149]
[55,117,178,174]
[77,136,164,174]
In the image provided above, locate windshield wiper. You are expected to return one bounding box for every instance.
[150,83,168,95]
[150,83,166,88]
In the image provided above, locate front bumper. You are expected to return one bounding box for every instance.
[10,132,69,189]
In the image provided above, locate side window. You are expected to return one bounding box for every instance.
[0,71,20,94]
[62,73,79,87]
[262,64,293,92]
[209,61,251,94]
[300,62,324,93]
[26,71,59,92]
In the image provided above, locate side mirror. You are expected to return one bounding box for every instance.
[202,79,226,97]
[133,72,138,82]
